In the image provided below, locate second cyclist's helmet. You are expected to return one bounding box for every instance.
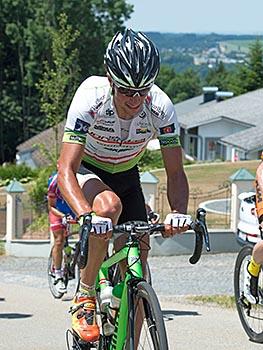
[105,29,160,89]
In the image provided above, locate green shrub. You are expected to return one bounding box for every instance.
[28,166,55,214]
[0,241,5,256]
[27,212,49,232]
[139,149,164,171]
[0,163,38,180]
[0,164,38,186]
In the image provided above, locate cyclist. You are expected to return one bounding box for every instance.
[47,172,76,293]
[57,28,191,343]
[244,152,263,304]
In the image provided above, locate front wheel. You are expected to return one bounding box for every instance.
[127,281,168,350]
[234,245,263,343]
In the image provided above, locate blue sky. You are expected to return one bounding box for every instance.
[125,0,263,34]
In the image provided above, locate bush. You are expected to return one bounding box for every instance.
[28,166,55,214]
[139,149,164,171]
[0,164,38,186]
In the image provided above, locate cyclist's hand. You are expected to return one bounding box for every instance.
[148,211,160,224]
[90,214,113,240]
[163,212,192,237]
[62,214,74,226]
[62,216,68,226]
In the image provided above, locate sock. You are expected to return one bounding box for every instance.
[79,281,96,297]
[248,256,261,277]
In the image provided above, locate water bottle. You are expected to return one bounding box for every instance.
[107,281,124,325]
[99,278,113,313]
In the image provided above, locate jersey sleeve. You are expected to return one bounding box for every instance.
[47,175,57,199]
[62,79,94,145]
[156,94,181,148]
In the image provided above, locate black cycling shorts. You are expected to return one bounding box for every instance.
[81,161,147,224]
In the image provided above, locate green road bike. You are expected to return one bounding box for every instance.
[67,208,210,350]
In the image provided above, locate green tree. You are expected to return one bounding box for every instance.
[0,0,133,164]
[166,69,201,103]
[155,65,176,91]
[205,61,230,90]
[229,40,263,95]
[36,13,80,161]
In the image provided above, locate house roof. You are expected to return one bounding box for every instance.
[17,120,66,167]
[176,88,263,130]
[220,124,263,152]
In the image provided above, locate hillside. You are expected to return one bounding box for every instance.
[145,32,263,73]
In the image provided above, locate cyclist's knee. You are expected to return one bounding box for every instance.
[94,193,122,221]
[53,232,65,248]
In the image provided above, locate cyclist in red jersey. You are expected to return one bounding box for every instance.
[48,172,76,293]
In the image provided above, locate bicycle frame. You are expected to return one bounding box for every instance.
[96,239,143,350]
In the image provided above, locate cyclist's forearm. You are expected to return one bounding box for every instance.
[167,171,189,214]
[49,206,65,218]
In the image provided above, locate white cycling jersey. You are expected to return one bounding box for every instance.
[63,76,181,174]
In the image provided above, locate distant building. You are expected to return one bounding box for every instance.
[176,87,263,161]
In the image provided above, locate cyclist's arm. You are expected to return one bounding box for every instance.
[47,196,65,218]
[161,146,189,214]
[57,142,92,218]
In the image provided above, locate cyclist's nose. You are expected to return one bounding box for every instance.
[129,93,141,104]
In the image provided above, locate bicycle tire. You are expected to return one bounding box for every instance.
[234,245,263,343]
[47,248,68,299]
[126,280,168,350]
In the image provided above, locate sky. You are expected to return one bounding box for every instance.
[125,0,263,35]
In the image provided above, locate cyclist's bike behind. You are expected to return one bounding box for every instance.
[48,217,80,299]
[47,172,77,295]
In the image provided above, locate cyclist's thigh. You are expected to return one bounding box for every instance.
[49,212,64,234]
[76,166,121,209]
[114,185,150,271]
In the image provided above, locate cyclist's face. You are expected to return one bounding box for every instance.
[110,80,150,118]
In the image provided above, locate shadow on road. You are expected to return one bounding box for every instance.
[162,309,200,321]
[0,313,32,319]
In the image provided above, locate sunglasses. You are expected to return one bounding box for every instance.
[114,85,151,97]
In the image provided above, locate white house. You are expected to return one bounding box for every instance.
[176,88,263,161]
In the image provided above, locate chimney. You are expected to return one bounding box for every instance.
[215,91,234,102]
[202,86,218,103]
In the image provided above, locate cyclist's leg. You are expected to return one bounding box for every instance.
[252,240,263,265]
[49,213,65,273]
[114,184,149,278]
[71,170,122,342]
[49,213,67,293]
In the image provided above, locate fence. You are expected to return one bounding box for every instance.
[0,193,6,239]
[156,181,231,229]
[22,193,49,239]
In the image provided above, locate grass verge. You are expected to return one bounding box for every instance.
[0,241,5,256]
[187,295,235,308]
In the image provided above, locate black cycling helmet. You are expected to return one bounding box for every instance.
[105,28,160,89]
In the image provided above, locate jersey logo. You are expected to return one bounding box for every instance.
[159,123,175,134]
[106,108,114,117]
[136,127,151,134]
[74,118,90,133]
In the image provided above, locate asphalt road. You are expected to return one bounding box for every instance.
[0,253,262,349]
